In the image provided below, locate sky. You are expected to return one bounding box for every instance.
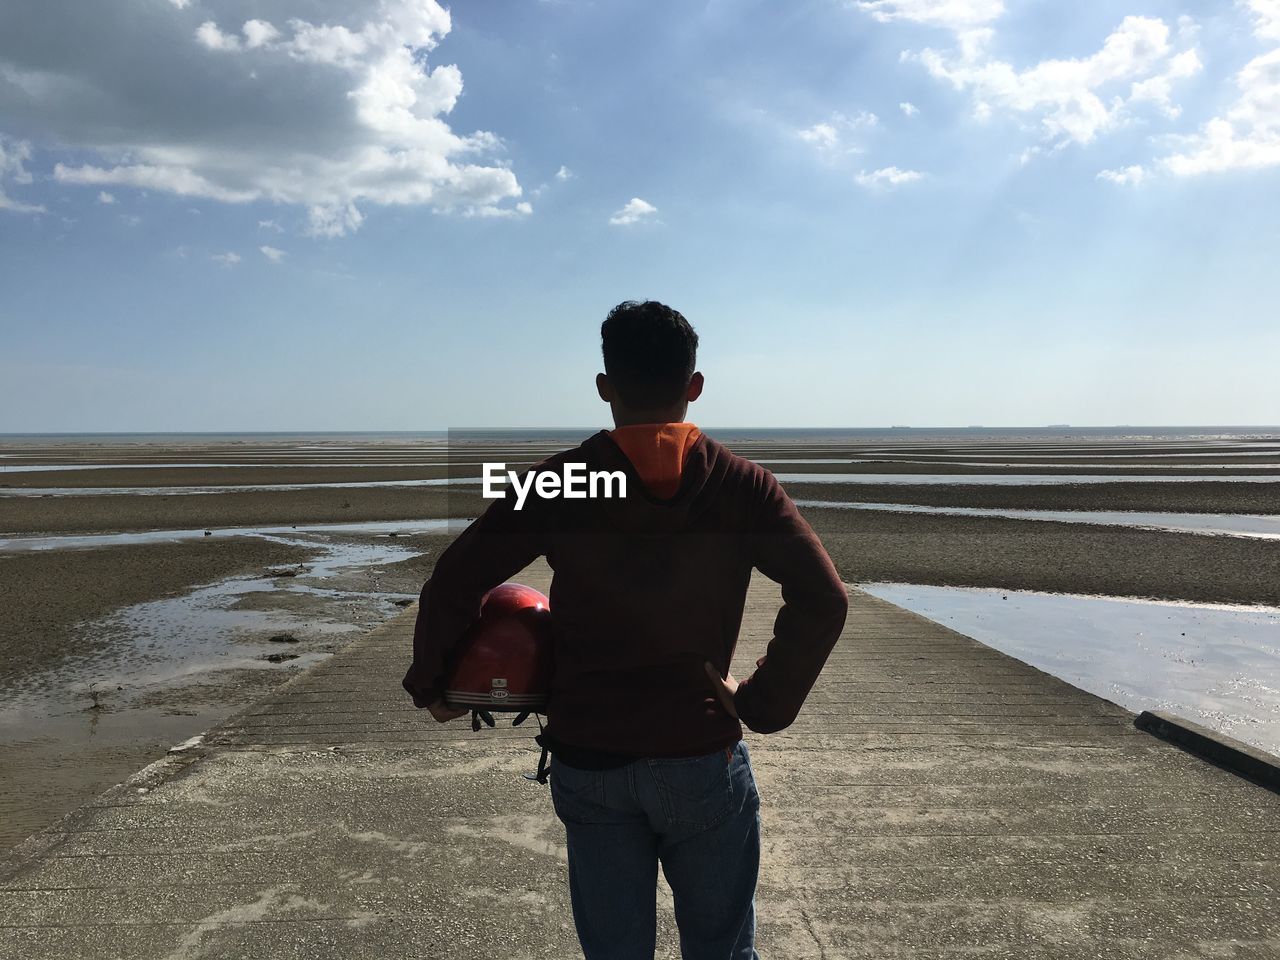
[1,0,1278,432]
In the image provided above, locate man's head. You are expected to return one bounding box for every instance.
[597,300,704,426]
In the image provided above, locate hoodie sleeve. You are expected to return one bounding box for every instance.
[401,479,545,709]
[733,468,849,734]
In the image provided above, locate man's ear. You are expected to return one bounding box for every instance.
[596,373,616,403]
[686,371,705,402]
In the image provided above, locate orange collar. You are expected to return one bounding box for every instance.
[608,422,702,499]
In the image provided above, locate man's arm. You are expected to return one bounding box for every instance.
[728,470,848,734]
[401,482,544,713]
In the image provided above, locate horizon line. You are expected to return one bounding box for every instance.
[3,424,1280,437]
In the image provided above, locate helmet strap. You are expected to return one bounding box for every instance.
[525,713,551,785]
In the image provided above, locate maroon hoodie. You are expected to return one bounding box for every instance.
[402,430,849,758]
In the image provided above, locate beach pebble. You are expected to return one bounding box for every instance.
[262,652,299,663]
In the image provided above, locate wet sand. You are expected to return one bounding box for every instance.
[0,537,317,685]
[0,465,459,487]
[0,486,489,535]
[803,507,1280,607]
[0,537,315,848]
[790,479,1280,515]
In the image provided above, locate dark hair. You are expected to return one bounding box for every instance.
[600,301,699,408]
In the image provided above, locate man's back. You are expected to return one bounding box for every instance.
[403,428,848,758]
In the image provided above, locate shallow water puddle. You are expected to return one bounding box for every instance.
[778,473,1280,485]
[795,500,1280,540]
[870,450,1280,460]
[855,461,1280,470]
[0,529,429,714]
[0,460,526,473]
[860,582,1280,755]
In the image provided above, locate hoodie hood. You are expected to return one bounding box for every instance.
[576,427,726,535]
[608,422,702,499]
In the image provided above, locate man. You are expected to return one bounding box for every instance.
[403,301,848,959]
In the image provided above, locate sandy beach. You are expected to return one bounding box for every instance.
[2,429,1279,850]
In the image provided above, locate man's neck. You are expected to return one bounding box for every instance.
[610,406,689,428]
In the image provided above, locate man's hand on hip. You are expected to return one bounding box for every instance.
[703,657,767,720]
[704,661,739,719]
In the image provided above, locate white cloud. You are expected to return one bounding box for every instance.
[798,122,840,150]
[861,4,1202,155]
[854,0,1004,29]
[909,16,1200,148]
[97,191,116,204]
[9,1,526,234]
[899,101,919,116]
[609,197,658,226]
[0,192,44,214]
[0,135,35,185]
[168,0,192,9]
[195,21,242,52]
[1161,48,1280,175]
[1129,49,1203,119]
[1247,0,1280,42]
[243,20,281,49]
[856,166,924,187]
[1097,165,1147,185]
[0,134,44,214]
[306,202,364,238]
[211,252,241,266]
[259,245,286,263]
[258,219,283,231]
[55,163,259,203]
[1156,4,1280,177]
[466,199,532,218]
[531,166,571,199]
[797,111,878,155]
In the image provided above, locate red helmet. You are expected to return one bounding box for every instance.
[443,583,553,713]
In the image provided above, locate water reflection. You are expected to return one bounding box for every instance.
[778,473,1280,485]
[860,582,1280,755]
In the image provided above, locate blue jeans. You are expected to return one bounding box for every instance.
[550,740,761,960]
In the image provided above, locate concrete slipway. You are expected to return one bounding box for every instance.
[2,561,1278,958]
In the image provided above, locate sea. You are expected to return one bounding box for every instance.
[2,425,1278,445]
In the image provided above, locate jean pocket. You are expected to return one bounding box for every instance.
[550,759,605,824]
[650,749,733,829]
